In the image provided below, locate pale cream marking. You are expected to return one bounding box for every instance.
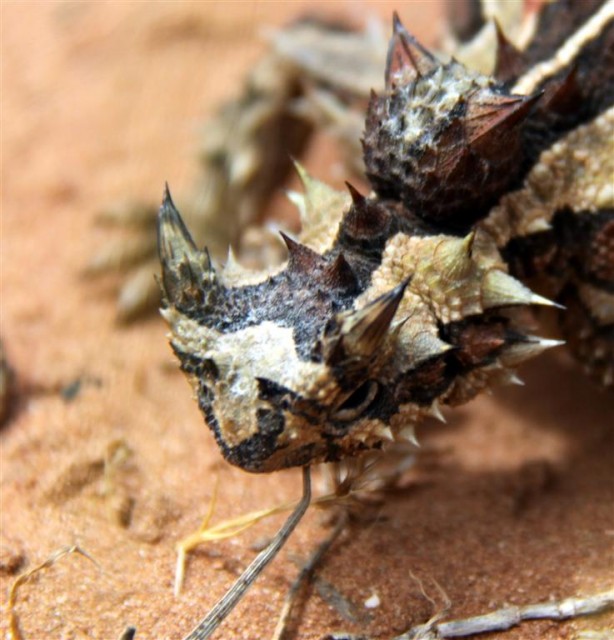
[513,1,614,95]
[293,167,351,255]
[389,63,492,149]
[167,314,332,446]
[219,248,285,287]
[481,107,614,247]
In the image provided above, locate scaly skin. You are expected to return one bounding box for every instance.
[158,4,613,473]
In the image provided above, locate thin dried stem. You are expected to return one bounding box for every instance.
[272,510,348,640]
[324,589,614,639]
[174,469,355,595]
[8,545,99,640]
[182,466,312,640]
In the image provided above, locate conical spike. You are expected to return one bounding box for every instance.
[499,337,565,367]
[428,399,446,423]
[482,270,563,310]
[392,13,438,69]
[466,92,542,146]
[389,315,411,338]
[345,181,367,207]
[341,183,391,242]
[493,20,526,84]
[292,161,350,240]
[506,372,525,386]
[344,182,374,231]
[225,246,239,270]
[291,157,309,183]
[410,333,454,365]
[386,12,438,87]
[324,253,358,291]
[280,232,325,273]
[398,426,420,447]
[365,90,383,128]
[541,65,581,116]
[157,184,212,307]
[392,12,403,34]
[436,233,474,280]
[338,280,409,358]
[293,161,348,211]
[461,230,476,259]
[375,425,395,441]
[157,185,198,261]
[220,246,252,285]
[159,306,176,324]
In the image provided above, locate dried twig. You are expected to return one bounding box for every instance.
[8,545,99,640]
[324,589,614,639]
[272,511,348,640]
[314,575,370,627]
[174,462,371,596]
[181,467,312,640]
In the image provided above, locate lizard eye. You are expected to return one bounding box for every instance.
[332,380,380,422]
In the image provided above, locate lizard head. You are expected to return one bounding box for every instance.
[157,188,417,472]
[158,184,559,473]
[157,16,565,473]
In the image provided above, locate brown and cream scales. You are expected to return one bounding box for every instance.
[158,1,614,473]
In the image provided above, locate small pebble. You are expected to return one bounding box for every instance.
[364,592,381,609]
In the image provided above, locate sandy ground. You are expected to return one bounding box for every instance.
[1,2,613,639]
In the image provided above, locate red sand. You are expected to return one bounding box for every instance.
[2,3,612,639]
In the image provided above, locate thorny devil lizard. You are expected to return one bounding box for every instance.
[150,1,614,637]
[154,1,614,639]
[159,3,613,470]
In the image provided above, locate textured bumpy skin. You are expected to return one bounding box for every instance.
[363,15,541,230]
[159,2,614,472]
